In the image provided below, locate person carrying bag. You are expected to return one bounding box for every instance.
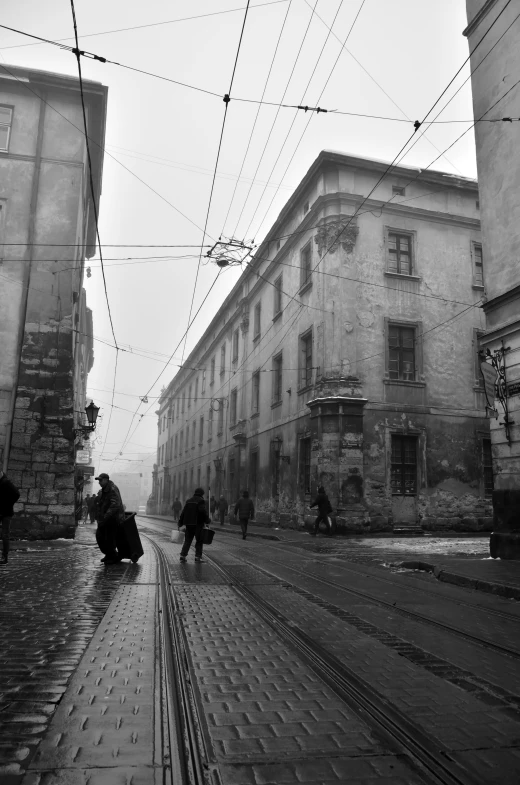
[178,487,209,563]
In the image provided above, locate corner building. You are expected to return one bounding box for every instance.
[0,64,106,538]
[157,151,492,533]
[464,0,520,556]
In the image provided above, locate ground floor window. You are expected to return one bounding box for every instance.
[391,435,417,495]
[229,457,235,500]
[250,450,258,496]
[299,437,311,494]
[482,438,493,496]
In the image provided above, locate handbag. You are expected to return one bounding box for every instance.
[171,529,185,544]
[201,527,215,545]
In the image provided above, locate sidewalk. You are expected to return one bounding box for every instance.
[400,555,520,600]
[0,525,161,785]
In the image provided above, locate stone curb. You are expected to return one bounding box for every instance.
[399,559,520,601]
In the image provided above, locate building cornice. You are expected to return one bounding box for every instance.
[482,282,520,313]
[462,0,499,38]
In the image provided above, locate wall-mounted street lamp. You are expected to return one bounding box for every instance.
[213,457,223,472]
[74,401,100,438]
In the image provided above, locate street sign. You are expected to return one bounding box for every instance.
[480,361,497,411]
[75,466,95,476]
[76,450,91,465]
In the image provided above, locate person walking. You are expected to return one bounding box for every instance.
[87,493,97,524]
[82,495,90,524]
[310,485,333,536]
[0,470,20,566]
[218,494,228,526]
[234,490,254,540]
[95,473,125,564]
[172,497,182,522]
[179,487,209,563]
[209,494,217,521]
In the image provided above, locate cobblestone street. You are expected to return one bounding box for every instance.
[1,519,520,784]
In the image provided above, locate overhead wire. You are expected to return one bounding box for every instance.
[220,0,293,235]
[247,0,367,241]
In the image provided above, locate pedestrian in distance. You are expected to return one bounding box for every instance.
[218,494,228,526]
[0,469,20,566]
[87,493,97,524]
[82,495,90,524]
[95,473,125,565]
[210,494,217,521]
[172,497,182,522]
[310,485,333,536]
[179,487,209,563]
[234,490,254,540]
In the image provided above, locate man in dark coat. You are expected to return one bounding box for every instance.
[179,487,209,563]
[310,485,332,536]
[95,473,125,564]
[234,490,254,540]
[0,470,20,565]
[218,495,228,526]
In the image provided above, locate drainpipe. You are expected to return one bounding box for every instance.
[3,93,47,473]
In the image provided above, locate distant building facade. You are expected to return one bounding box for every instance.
[464,1,520,556]
[0,64,107,539]
[153,151,492,532]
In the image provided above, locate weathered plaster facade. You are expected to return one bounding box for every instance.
[154,151,491,533]
[0,64,106,539]
[464,0,520,556]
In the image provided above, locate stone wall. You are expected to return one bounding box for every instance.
[8,318,76,539]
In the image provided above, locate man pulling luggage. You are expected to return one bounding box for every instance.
[94,473,125,564]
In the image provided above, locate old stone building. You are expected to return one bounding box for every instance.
[154,150,492,533]
[464,0,520,556]
[0,64,106,538]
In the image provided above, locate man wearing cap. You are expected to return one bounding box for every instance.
[94,473,125,564]
[178,487,209,563]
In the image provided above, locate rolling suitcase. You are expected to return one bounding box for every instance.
[116,512,144,563]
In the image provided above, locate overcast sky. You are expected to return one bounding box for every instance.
[1,0,476,474]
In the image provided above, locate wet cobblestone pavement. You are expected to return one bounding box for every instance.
[2,518,520,784]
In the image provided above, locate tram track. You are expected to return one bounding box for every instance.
[202,551,480,785]
[145,534,218,785]
[231,547,520,661]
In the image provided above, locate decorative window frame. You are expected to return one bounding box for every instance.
[383,316,425,386]
[471,240,484,290]
[298,327,313,393]
[273,275,283,321]
[383,226,420,280]
[0,105,14,154]
[299,240,313,294]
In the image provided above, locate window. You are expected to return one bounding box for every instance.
[271,441,281,497]
[300,242,312,289]
[206,464,211,492]
[210,356,216,385]
[476,200,480,209]
[392,185,405,197]
[473,243,484,287]
[274,275,282,317]
[230,388,238,425]
[191,421,196,447]
[299,438,311,495]
[276,239,281,251]
[201,369,206,393]
[272,353,283,404]
[181,392,185,413]
[190,467,194,488]
[253,302,261,339]
[482,438,493,497]
[299,330,313,389]
[303,199,309,214]
[252,370,260,414]
[180,429,184,454]
[197,466,201,488]
[194,378,199,403]
[232,329,239,363]
[388,232,412,275]
[161,444,165,464]
[208,406,213,438]
[250,450,258,496]
[174,433,178,458]
[391,435,417,495]
[389,325,415,381]
[199,416,204,444]
[229,457,236,498]
[0,106,13,153]
[217,401,224,434]
[220,344,226,376]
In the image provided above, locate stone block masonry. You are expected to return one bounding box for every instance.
[8,321,76,539]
